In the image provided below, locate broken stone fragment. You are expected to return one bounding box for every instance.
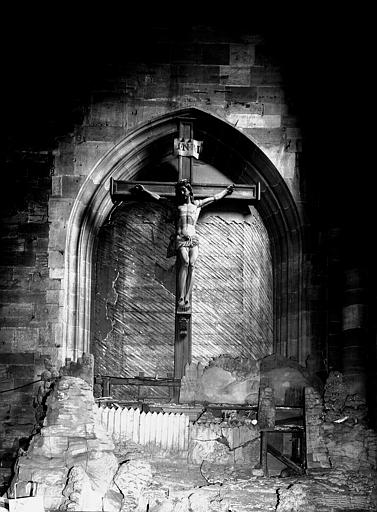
[8,376,120,510]
[276,483,316,512]
[147,486,229,512]
[102,488,124,512]
[61,465,103,512]
[180,357,260,405]
[113,459,153,511]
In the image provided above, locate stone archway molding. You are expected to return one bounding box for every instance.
[62,107,305,364]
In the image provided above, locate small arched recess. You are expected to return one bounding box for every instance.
[62,107,304,364]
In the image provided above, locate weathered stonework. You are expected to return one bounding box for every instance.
[180,356,260,405]
[0,354,57,491]
[305,372,377,474]
[5,371,377,511]
[8,376,119,510]
[260,354,323,407]
[188,417,260,467]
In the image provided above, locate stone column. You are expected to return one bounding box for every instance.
[341,267,367,396]
[327,226,343,372]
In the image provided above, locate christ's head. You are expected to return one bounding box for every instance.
[175,179,194,203]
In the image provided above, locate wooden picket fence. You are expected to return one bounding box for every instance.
[97,405,190,453]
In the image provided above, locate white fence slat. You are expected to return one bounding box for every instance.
[144,412,152,445]
[171,414,178,451]
[127,408,133,442]
[167,413,174,449]
[155,412,163,447]
[183,415,189,451]
[120,407,128,441]
[175,414,182,452]
[139,411,146,445]
[188,422,196,452]
[149,412,158,445]
[133,408,140,444]
[127,408,135,442]
[178,414,185,451]
[161,412,169,449]
[114,408,122,440]
[102,406,109,431]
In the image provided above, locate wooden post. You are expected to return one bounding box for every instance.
[261,431,268,476]
[103,377,111,397]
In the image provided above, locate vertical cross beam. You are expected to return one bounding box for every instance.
[174,117,196,386]
[177,117,195,180]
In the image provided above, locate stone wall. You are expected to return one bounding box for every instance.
[0,149,63,490]
[0,151,60,357]
[305,372,377,472]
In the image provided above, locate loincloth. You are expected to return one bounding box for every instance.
[167,234,199,257]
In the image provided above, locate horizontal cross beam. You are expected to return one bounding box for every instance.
[110,178,260,202]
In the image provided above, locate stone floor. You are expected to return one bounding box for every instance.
[141,458,377,512]
[3,458,375,511]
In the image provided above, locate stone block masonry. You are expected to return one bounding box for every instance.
[0,352,54,492]
[305,373,377,473]
[0,151,65,491]
[0,151,61,353]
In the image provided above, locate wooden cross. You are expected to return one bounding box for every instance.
[110,117,260,384]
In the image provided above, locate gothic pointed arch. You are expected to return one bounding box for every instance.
[62,107,305,364]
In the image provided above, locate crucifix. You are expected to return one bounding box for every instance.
[110,117,260,384]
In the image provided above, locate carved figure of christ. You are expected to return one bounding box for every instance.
[133,179,235,312]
